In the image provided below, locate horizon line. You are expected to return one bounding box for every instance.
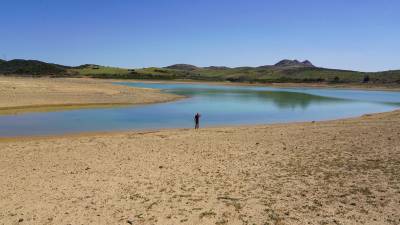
[2,57,399,73]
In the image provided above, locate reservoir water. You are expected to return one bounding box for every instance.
[0,82,399,137]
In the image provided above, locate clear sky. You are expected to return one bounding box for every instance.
[1,0,399,71]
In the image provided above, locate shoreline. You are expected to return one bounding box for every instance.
[1,109,398,142]
[1,77,399,115]
[0,98,184,116]
[1,77,399,140]
[0,77,184,115]
[109,78,400,92]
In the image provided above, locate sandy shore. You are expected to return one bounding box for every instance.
[0,110,399,224]
[0,77,182,115]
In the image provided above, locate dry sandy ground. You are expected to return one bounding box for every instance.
[0,77,181,114]
[0,110,399,225]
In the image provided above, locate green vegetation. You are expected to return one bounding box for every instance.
[133,65,400,84]
[68,64,130,77]
[1,59,399,85]
[0,59,68,76]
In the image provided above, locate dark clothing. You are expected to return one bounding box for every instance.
[194,113,200,129]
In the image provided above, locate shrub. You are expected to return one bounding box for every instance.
[333,76,340,83]
[363,75,370,83]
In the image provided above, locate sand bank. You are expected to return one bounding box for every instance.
[0,77,182,115]
[0,110,399,224]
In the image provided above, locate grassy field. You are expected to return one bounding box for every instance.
[68,64,131,78]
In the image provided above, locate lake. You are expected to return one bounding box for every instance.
[0,82,399,137]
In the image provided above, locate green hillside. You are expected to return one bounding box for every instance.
[1,59,400,85]
[68,64,131,77]
[133,62,400,84]
[0,59,68,76]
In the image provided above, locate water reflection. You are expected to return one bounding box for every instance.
[255,91,346,109]
[165,88,348,110]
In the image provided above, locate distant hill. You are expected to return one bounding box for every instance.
[140,60,400,84]
[1,58,399,85]
[0,59,68,75]
[164,64,198,71]
[204,66,231,70]
[273,59,315,68]
[74,64,102,69]
[257,59,315,69]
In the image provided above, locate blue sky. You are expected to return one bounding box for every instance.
[1,0,399,71]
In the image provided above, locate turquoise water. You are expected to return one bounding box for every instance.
[0,82,399,137]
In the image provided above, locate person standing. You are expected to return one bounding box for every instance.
[194,113,201,129]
